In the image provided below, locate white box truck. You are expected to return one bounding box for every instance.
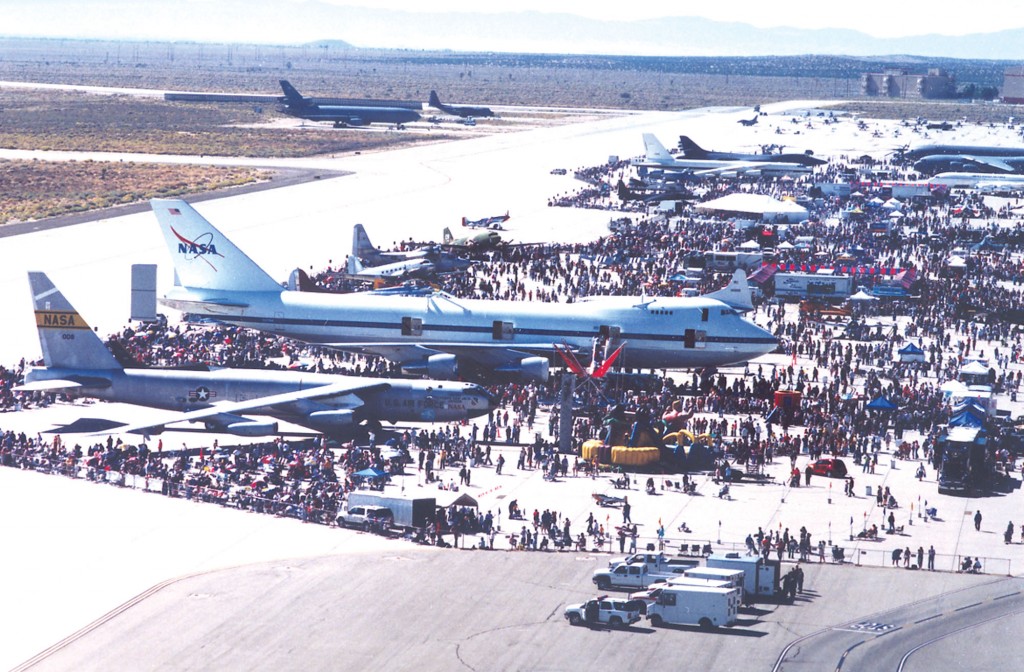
[645,584,740,629]
[706,553,780,599]
[682,567,747,599]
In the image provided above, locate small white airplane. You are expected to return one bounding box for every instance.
[352,223,470,274]
[632,133,812,178]
[151,199,777,383]
[345,255,435,282]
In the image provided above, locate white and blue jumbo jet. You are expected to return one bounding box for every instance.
[151,199,777,383]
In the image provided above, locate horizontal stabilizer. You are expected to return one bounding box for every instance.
[44,418,129,434]
[15,378,88,392]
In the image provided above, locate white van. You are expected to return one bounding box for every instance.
[645,584,741,629]
[682,567,746,599]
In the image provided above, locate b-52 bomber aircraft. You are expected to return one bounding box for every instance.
[279,80,421,128]
[899,143,1024,162]
[150,199,777,383]
[913,154,1024,176]
[17,272,495,437]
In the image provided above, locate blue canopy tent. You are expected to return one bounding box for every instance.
[866,396,898,411]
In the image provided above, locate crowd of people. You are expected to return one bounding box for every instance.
[4,120,1024,567]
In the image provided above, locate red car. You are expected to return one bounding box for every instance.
[810,458,848,478]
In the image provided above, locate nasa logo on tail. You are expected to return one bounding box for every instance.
[35,310,89,329]
[170,225,224,270]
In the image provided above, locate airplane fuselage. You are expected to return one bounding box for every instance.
[161,288,778,371]
[903,144,1024,161]
[25,367,492,430]
[282,105,420,126]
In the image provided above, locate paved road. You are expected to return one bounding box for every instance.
[13,542,995,672]
[774,576,1024,671]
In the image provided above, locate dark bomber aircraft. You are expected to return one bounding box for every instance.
[279,80,421,127]
[678,136,826,167]
[901,143,1024,161]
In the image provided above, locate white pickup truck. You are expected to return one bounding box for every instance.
[593,562,675,591]
[564,596,642,628]
[608,553,699,574]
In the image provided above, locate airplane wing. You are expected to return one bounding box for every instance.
[97,380,390,435]
[325,342,565,379]
[962,155,1015,172]
[693,161,807,177]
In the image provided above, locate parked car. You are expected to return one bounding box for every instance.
[564,596,642,627]
[336,505,394,531]
[810,458,848,478]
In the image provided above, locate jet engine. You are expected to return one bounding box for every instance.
[401,353,458,379]
[308,409,356,430]
[221,420,280,437]
[497,356,549,383]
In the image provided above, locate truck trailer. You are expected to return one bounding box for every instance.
[345,493,436,530]
[705,553,780,599]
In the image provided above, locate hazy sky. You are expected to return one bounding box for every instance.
[4,0,1021,48]
[317,0,1019,38]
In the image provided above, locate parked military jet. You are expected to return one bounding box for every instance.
[17,272,495,437]
[428,90,494,118]
[279,80,420,128]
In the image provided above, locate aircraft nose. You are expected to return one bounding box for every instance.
[475,385,499,412]
[751,321,778,356]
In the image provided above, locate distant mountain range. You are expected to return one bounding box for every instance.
[7,3,1024,60]
[317,9,1024,60]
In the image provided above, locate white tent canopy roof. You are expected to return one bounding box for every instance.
[697,193,809,218]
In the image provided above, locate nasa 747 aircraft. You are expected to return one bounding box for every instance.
[151,199,777,383]
[17,272,495,437]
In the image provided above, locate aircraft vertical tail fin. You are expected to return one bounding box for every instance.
[28,272,121,370]
[642,133,674,164]
[616,179,632,201]
[279,80,309,107]
[150,199,283,293]
[443,227,454,245]
[429,90,444,110]
[352,224,379,260]
[704,269,754,312]
[677,136,707,158]
[346,255,364,275]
